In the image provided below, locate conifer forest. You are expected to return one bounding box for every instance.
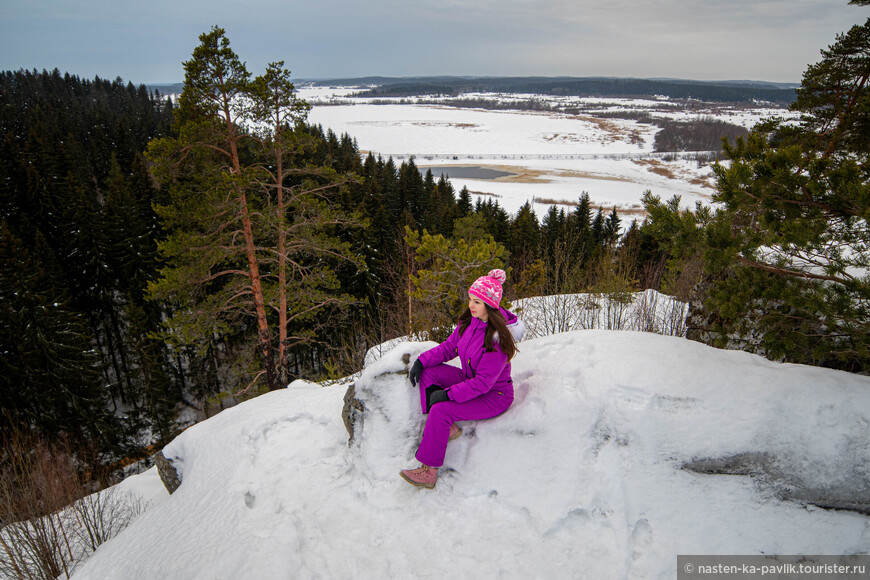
[1,18,868,477]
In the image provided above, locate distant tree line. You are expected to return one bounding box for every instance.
[354,76,797,104]
[353,96,557,113]
[652,117,749,152]
[591,111,751,153]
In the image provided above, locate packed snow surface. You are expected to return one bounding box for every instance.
[73,331,869,579]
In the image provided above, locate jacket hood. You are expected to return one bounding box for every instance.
[499,306,518,325]
[498,306,525,343]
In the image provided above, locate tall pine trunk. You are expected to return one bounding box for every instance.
[222,95,278,392]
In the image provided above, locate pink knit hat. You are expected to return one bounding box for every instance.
[468,269,506,309]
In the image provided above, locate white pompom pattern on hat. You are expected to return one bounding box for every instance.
[487,269,507,284]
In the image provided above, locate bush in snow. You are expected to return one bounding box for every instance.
[0,433,147,579]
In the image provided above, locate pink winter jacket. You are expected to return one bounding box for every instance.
[417,307,525,403]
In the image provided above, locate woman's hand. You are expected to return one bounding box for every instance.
[408,360,423,386]
[427,388,450,407]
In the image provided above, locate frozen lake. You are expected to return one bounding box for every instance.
[418,165,516,180]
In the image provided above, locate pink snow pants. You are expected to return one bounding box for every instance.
[415,364,513,468]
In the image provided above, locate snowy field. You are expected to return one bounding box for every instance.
[301,86,794,216]
[72,331,870,579]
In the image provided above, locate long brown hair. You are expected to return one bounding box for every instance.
[457,305,517,360]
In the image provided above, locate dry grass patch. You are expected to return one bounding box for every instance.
[567,115,647,145]
[632,159,677,179]
[554,169,635,183]
[689,176,716,190]
[633,159,717,193]
[409,121,480,129]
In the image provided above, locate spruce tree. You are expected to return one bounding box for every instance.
[591,209,606,248]
[509,201,540,275]
[398,159,425,228]
[571,192,594,265]
[434,174,458,236]
[604,207,621,247]
[457,186,473,218]
[476,199,511,246]
[541,205,564,250]
[0,224,121,449]
[1,69,175,446]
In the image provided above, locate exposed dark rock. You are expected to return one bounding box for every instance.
[342,383,365,442]
[683,452,773,477]
[683,452,870,517]
[342,353,412,444]
[155,451,181,494]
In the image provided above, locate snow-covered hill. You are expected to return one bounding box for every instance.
[72,331,869,579]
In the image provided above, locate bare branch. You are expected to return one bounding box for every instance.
[736,256,854,284]
[232,370,267,398]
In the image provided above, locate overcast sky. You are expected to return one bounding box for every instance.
[1,1,866,85]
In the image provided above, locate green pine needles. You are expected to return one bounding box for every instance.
[642,16,870,371]
[146,27,362,392]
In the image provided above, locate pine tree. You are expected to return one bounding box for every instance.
[406,226,508,341]
[147,27,285,389]
[147,28,362,390]
[705,16,870,369]
[640,192,712,300]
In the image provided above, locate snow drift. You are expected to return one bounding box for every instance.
[72,331,870,579]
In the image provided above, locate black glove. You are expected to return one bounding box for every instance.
[408,360,423,387]
[427,387,450,410]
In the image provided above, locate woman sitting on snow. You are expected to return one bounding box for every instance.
[401,269,525,489]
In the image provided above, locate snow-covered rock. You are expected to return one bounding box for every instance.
[72,331,870,580]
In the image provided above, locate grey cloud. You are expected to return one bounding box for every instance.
[0,0,865,82]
